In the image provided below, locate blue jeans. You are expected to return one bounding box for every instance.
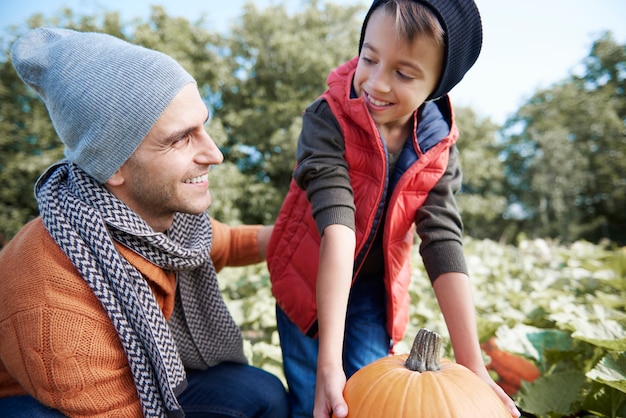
[0,362,289,417]
[276,273,390,418]
[0,396,65,417]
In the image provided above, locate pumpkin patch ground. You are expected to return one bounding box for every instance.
[221,238,626,417]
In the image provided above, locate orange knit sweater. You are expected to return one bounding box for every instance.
[0,217,262,417]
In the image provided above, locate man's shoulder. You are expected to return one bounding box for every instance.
[0,217,99,317]
[1,217,64,264]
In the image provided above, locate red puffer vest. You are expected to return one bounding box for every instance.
[267,57,458,345]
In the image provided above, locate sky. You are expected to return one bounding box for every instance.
[1,0,625,124]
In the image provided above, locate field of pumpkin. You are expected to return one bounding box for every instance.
[219,237,626,418]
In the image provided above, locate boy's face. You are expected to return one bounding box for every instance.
[353,8,444,132]
[107,83,224,232]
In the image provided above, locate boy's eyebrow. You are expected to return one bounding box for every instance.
[362,42,425,74]
[362,42,378,54]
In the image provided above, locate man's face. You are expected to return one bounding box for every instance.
[108,83,223,232]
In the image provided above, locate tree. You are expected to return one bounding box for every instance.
[215,0,365,224]
[454,107,509,241]
[578,32,626,243]
[501,32,626,244]
[3,6,623,246]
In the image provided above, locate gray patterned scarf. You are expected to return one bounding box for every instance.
[35,161,246,417]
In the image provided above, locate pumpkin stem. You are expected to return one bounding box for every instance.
[405,328,441,372]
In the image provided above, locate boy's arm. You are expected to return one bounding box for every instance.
[294,99,355,235]
[433,272,521,417]
[417,147,519,416]
[314,224,355,418]
[415,145,468,281]
[295,100,355,417]
[432,272,484,371]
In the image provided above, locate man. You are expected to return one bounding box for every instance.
[0,27,288,417]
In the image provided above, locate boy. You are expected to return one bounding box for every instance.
[267,1,519,417]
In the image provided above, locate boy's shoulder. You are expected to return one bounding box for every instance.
[420,97,452,129]
[304,97,339,126]
[417,98,453,150]
[305,97,329,113]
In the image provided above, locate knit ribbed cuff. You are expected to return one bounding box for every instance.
[314,206,355,236]
[421,240,468,283]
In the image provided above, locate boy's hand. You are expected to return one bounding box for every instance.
[313,365,347,418]
[476,369,521,417]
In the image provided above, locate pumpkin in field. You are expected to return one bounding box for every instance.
[481,336,541,396]
[334,328,510,418]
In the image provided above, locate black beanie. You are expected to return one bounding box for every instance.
[358,0,482,101]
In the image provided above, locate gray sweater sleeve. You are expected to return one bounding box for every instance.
[415,144,469,282]
[293,99,355,234]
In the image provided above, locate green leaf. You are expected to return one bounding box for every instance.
[587,351,626,394]
[548,303,626,351]
[516,370,587,416]
[582,382,626,418]
[573,325,626,352]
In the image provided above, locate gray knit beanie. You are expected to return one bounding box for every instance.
[11,27,196,183]
[358,0,482,101]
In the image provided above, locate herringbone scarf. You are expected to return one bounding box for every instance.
[35,161,246,417]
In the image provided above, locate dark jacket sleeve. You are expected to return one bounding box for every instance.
[293,99,356,235]
[415,144,469,282]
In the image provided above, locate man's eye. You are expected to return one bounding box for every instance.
[172,134,191,148]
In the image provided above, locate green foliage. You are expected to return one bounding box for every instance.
[220,238,626,417]
[465,238,626,417]
[517,369,589,417]
[501,32,626,244]
[0,38,64,238]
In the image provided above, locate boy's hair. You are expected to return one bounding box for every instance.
[358,0,483,101]
[382,1,445,49]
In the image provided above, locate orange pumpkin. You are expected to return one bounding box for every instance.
[335,328,511,417]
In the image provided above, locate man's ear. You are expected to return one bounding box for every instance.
[105,169,125,187]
